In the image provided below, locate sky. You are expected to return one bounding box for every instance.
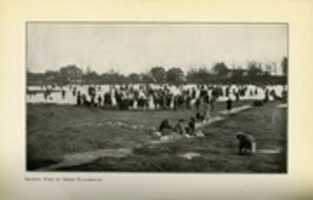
[27,23,287,75]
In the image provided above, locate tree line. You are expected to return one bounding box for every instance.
[27,57,288,86]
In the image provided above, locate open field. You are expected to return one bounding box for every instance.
[27,100,287,172]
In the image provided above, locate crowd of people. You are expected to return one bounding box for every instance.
[57,84,286,109]
[27,83,287,112]
[75,84,222,110]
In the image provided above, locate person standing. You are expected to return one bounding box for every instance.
[61,89,66,100]
[226,97,232,114]
[97,95,102,107]
[76,91,81,105]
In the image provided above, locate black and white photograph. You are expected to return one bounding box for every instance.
[26,22,288,173]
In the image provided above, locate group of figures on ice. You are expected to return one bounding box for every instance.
[27,83,287,111]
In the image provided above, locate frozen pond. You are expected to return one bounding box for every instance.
[26,84,287,105]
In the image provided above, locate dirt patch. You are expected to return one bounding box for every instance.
[37,148,132,171]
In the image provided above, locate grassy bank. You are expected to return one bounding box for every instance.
[27,100,287,172]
